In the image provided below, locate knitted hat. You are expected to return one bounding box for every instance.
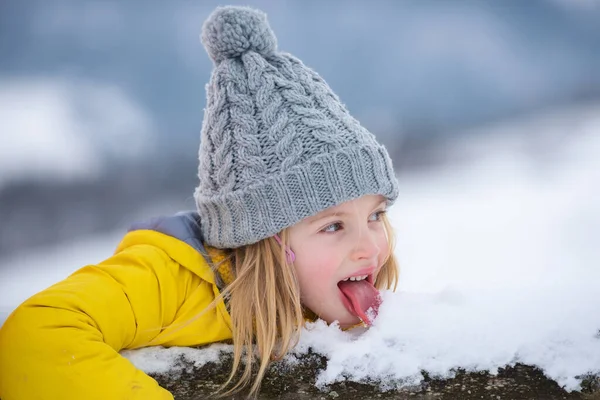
[194,6,399,248]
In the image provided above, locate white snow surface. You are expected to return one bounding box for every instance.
[1,105,599,391]
[121,344,233,376]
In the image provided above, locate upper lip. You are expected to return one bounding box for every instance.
[339,266,377,284]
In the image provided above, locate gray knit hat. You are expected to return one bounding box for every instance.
[194,6,399,248]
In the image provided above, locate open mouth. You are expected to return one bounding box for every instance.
[337,270,381,326]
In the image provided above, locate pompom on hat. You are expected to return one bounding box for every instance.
[194,6,399,248]
[201,6,277,63]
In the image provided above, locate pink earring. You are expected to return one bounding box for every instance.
[273,234,296,263]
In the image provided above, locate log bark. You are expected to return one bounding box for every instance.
[151,352,600,400]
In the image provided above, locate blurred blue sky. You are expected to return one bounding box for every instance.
[2,0,600,151]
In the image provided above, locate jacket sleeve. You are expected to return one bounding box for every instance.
[0,243,203,400]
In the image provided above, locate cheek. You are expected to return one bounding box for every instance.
[308,265,335,283]
[294,243,341,287]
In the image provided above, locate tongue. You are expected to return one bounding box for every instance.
[338,280,382,326]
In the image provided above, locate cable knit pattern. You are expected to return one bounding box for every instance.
[194,6,399,248]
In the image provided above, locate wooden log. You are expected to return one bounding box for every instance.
[151,351,600,400]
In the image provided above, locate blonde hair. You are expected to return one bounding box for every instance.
[211,214,399,397]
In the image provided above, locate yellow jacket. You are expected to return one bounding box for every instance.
[0,213,233,400]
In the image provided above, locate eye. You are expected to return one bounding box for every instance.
[321,222,343,233]
[369,210,387,222]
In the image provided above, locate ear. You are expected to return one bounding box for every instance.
[273,234,296,263]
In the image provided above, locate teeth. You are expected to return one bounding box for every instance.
[346,275,368,282]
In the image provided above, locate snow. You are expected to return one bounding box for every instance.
[121,344,232,376]
[295,284,600,391]
[1,105,598,391]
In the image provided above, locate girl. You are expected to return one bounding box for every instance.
[0,6,399,399]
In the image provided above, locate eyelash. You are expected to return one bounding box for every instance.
[320,210,387,233]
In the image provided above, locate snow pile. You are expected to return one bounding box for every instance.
[121,344,232,375]
[295,284,600,391]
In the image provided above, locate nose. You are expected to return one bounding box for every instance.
[350,225,380,261]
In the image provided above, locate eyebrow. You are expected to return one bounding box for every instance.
[306,199,387,225]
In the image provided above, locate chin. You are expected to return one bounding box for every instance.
[323,312,360,329]
[337,320,360,329]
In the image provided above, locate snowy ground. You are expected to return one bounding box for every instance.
[1,105,599,391]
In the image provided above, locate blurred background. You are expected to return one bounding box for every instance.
[1,0,600,320]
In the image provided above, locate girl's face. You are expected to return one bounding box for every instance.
[287,194,390,328]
